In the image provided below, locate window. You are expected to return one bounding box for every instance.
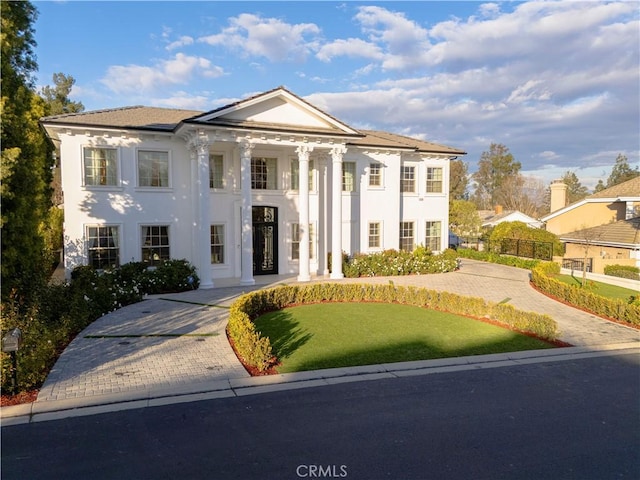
[83,147,117,186]
[426,167,443,193]
[399,222,414,252]
[291,223,314,259]
[291,159,315,190]
[425,221,442,251]
[251,157,277,190]
[138,150,169,187]
[87,226,119,269]
[401,165,415,193]
[342,162,356,192]
[368,222,381,248]
[210,225,225,264]
[369,163,382,187]
[209,154,224,189]
[141,226,170,265]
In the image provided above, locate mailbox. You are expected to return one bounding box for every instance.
[2,328,22,353]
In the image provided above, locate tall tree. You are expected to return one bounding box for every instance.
[471,143,521,210]
[606,154,639,188]
[593,179,606,193]
[40,72,84,116]
[449,159,469,200]
[1,1,54,302]
[561,170,589,204]
[449,199,481,236]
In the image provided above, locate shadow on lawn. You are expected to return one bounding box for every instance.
[254,310,313,361]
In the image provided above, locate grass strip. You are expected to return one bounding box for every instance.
[158,298,230,309]
[85,333,219,338]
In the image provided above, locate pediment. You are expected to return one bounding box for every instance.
[188,87,360,135]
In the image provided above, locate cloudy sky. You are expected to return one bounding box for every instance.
[34,1,639,190]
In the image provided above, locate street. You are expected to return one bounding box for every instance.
[2,353,639,480]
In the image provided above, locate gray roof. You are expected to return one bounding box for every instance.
[41,98,465,156]
[588,176,640,199]
[561,217,640,247]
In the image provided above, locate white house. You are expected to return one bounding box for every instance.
[41,87,465,288]
[479,206,543,229]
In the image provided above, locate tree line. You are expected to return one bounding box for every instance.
[449,143,639,237]
[1,1,83,305]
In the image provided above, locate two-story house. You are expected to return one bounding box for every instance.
[41,87,465,288]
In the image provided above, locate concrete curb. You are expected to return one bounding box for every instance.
[2,342,638,426]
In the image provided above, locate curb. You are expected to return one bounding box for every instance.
[2,343,638,426]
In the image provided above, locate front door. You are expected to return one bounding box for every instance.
[252,206,278,275]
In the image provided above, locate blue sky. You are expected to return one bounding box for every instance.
[33,1,639,190]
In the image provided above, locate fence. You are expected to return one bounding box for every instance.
[498,238,554,261]
[562,257,593,273]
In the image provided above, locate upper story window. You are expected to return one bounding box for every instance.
[251,157,277,190]
[401,165,416,193]
[138,150,169,187]
[209,154,224,189]
[369,163,382,187]
[426,167,443,193]
[83,147,117,186]
[291,159,315,191]
[342,162,356,192]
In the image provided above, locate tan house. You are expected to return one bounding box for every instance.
[541,177,640,272]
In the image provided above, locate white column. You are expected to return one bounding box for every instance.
[296,145,313,281]
[196,138,214,289]
[321,155,330,276]
[330,146,346,279]
[239,140,255,286]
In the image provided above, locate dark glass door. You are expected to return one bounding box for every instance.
[252,206,278,275]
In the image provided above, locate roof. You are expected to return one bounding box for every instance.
[40,88,466,156]
[560,217,640,248]
[478,209,542,226]
[541,176,640,222]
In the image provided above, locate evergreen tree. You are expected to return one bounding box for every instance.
[40,73,84,116]
[1,1,54,302]
[561,170,589,204]
[471,143,521,209]
[593,179,606,193]
[449,159,469,201]
[606,154,639,188]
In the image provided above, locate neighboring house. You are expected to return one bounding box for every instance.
[479,206,543,229]
[541,177,640,272]
[40,87,465,288]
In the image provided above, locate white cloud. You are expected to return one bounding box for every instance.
[101,53,224,94]
[198,13,320,62]
[316,38,383,62]
[166,36,194,51]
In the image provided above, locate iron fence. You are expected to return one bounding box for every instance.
[562,257,593,273]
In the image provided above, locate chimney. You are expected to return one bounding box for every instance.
[550,180,568,212]
[494,205,503,215]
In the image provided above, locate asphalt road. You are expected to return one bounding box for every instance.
[2,353,639,480]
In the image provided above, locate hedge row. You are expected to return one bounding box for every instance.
[530,263,640,325]
[456,248,542,270]
[603,264,640,281]
[343,248,459,277]
[227,283,559,372]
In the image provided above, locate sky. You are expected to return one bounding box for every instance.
[33,0,640,190]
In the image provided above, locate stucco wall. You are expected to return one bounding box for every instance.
[546,201,627,235]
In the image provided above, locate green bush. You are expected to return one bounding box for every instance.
[603,264,640,281]
[488,221,563,256]
[343,248,459,277]
[1,259,199,394]
[456,248,542,270]
[227,283,559,372]
[530,265,640,325]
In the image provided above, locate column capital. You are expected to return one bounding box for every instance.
[331,146,347,161]
[296,144,314,161]
[238,139,255,158]
[186,130,212,155]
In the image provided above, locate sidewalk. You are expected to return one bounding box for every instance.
[2,260,639,425]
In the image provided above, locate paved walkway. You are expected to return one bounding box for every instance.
[3,259,639,423]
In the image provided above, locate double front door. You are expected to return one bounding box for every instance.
[252,206,278,275]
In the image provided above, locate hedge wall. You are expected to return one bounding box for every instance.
[530,263,640,325]
[227,283,559,372]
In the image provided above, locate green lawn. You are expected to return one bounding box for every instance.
[254,303,556,373]
[553,274,638,300]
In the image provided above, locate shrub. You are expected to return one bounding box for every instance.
[343,248,458,278]
[227,283,560,372]
[456,248,542,270]
[604,264,640,281]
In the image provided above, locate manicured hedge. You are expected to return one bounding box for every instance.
[531,263,640,325]
[227,283,559,372]
[456,248,542,270]
[343,248,459,277]
[603,264,640,281]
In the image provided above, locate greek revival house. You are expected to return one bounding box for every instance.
[41,87,465,288]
